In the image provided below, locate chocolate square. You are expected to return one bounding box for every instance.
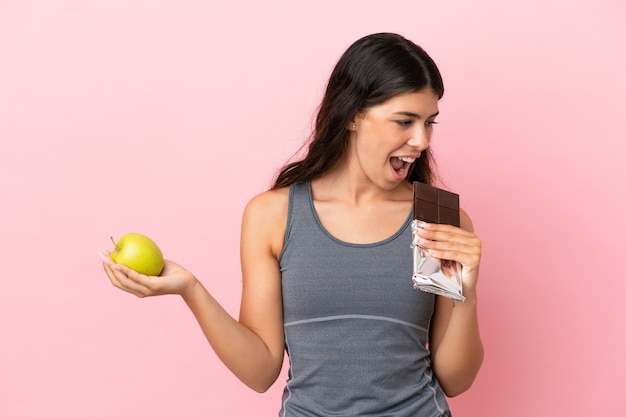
[413,182,460,227]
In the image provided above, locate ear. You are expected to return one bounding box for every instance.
[346,113,363,131]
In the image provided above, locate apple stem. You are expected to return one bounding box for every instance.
[110,236,116,246]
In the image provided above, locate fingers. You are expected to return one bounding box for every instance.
[99,251,155,297]
[417,222,476,242]
[416,222,482,294]
[416,223,481,267]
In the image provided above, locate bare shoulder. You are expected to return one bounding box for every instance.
[245,187,289,214]
[244,187,289,223]
[459,208,475,233]
[242,187,290,258]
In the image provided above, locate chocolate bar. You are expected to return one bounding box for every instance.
[413,182,460,227]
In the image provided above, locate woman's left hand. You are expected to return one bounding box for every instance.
[415,219,482,295]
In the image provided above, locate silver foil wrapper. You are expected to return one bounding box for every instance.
[411,220,465,301]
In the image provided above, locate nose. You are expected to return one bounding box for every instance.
[406,126,430,151]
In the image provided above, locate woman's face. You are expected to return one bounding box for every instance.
[352,89,440,189]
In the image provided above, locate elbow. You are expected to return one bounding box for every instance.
[441,379,475,398]
[248,376,277,393]
[250,384,272,394]
[437,350,484,398]
[229,350,284,393]
[242,368,282,393]
[440,364,482,398]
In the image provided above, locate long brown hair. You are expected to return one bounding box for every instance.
[271,33,444,190]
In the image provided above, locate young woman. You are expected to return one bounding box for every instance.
[100,32,484,416]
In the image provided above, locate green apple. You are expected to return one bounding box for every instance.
[110,233,164,276]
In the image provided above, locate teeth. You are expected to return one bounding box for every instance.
[400,157,415,163]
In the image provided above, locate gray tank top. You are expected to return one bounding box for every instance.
[279,182,451,416]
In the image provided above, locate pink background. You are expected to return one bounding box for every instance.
[1,0,625,415]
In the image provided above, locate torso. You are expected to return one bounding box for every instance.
[277,181,450,416]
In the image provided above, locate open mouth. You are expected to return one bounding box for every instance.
[390,156,415,176]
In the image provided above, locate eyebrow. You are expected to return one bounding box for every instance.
[393,111,440,119]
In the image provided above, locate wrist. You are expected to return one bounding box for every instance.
[456,291,478,308]
[180,275,201,301]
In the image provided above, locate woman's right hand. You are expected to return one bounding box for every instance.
[99,251,198,299]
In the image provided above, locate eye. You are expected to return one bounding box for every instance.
[395,120,413,127]
[426,120,439,127]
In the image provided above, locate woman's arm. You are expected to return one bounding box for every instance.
[419,210,484,397]
[101,189,288,393]
[200,188,287,391]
